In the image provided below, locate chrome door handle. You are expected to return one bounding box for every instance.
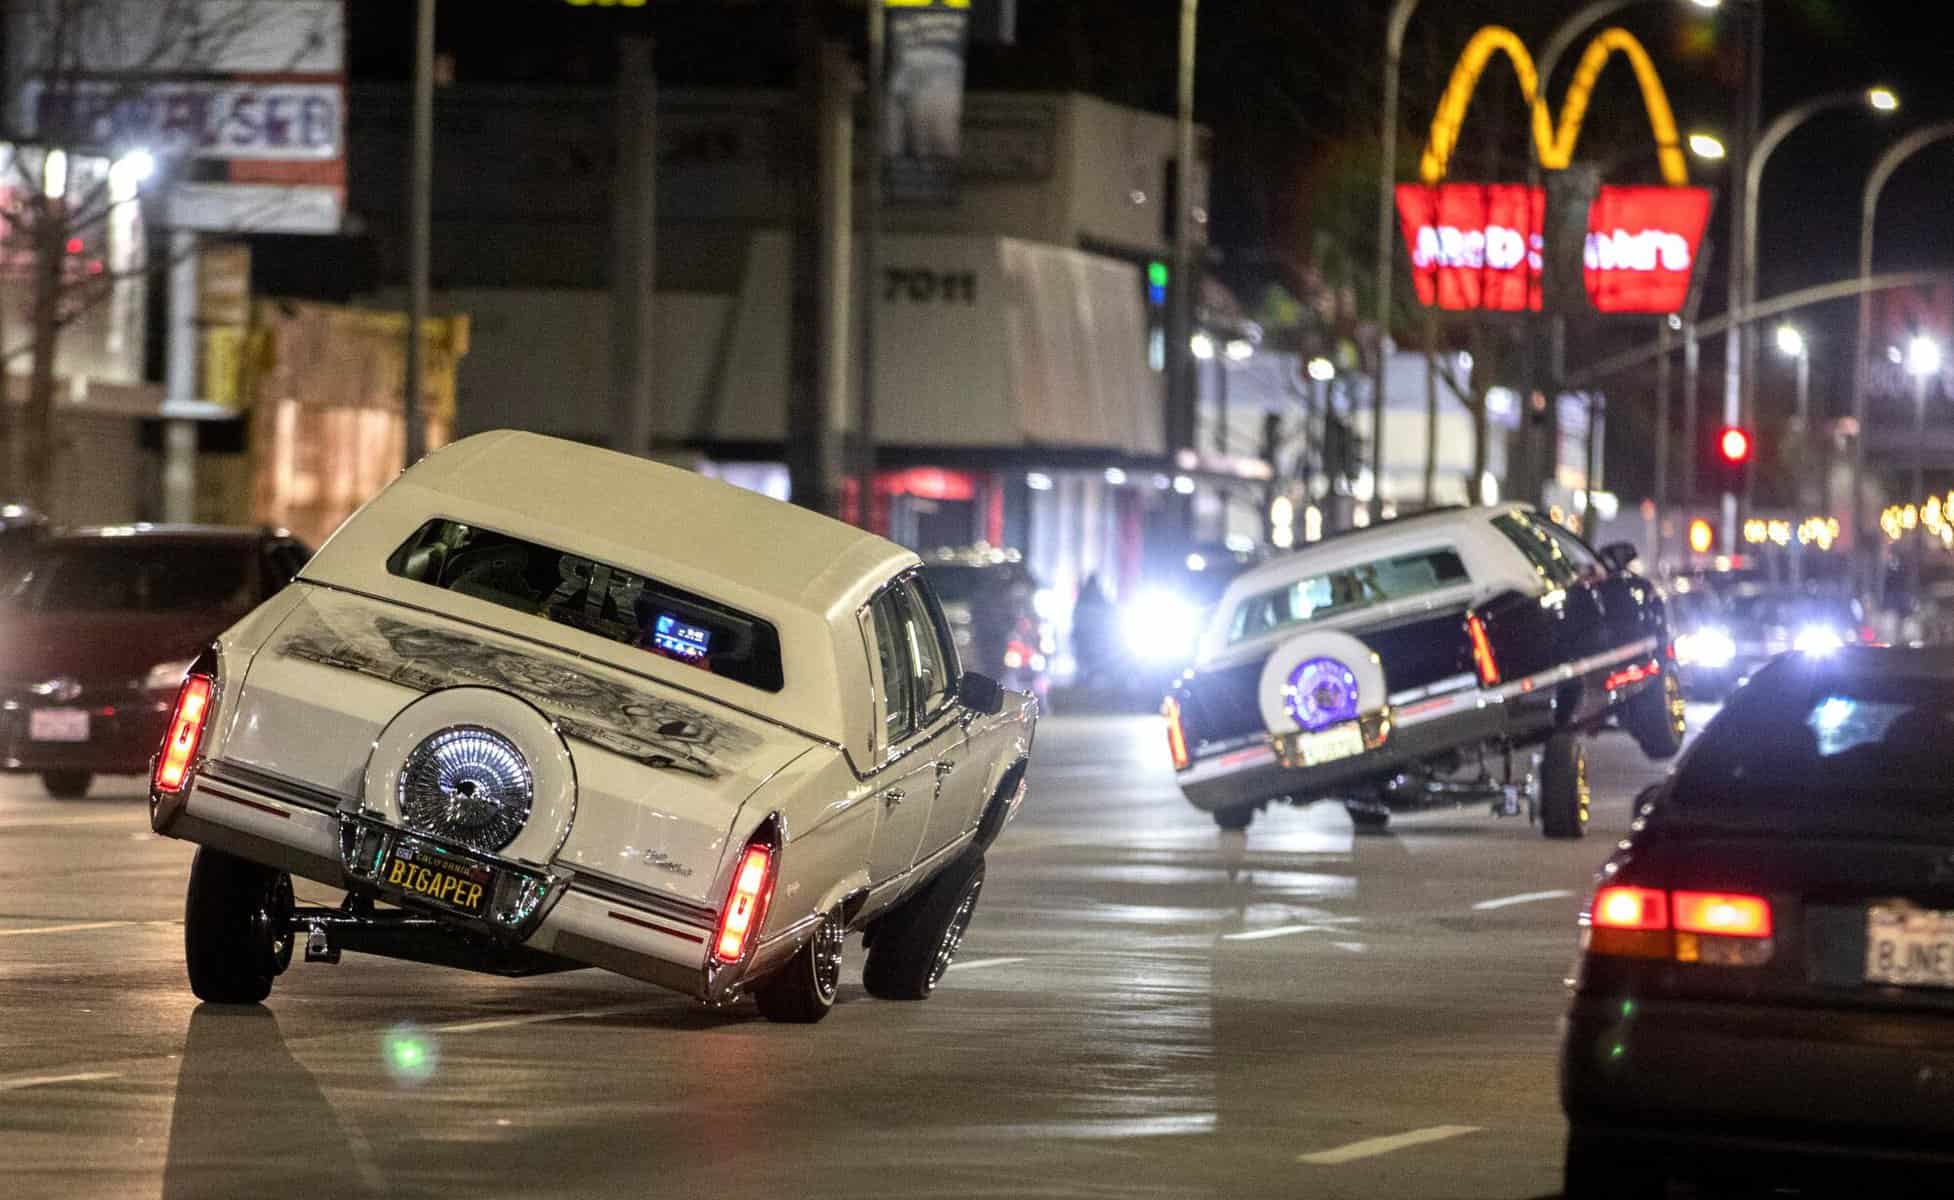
[883,788,906,807]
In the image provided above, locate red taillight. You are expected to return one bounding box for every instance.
[1163,697,1190,771]
[1465,614,1500,686]
[1593,886,1669,931]
[714,844,775,964]
[1604,660,1657,692]
[152,675,214,794]
[1673,891,1772,938]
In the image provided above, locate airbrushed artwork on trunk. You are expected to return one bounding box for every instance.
[276,607,764,780]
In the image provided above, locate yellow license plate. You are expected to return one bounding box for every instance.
[381,840,494,917]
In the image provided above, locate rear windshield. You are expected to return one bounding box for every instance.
[0,543,256,614]
[1669,658,1954,833]
[1226,547,1469,644]
[387,519,784,692]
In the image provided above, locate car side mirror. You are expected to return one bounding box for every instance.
[957,672,1006,717]
[1598,542,1638,574]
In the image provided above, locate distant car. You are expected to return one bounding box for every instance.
[1723,589,1872,682]
[1166,505,1683,834]
[0,526,310,798]
[1562,647,1954,1196]
[1666,586,1737,698]
[149,433,1037,1023]
[922,552,1054,704]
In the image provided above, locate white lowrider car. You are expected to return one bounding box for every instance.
[149,432,1037,1023]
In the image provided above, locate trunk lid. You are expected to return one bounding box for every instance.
[216,586,816,908]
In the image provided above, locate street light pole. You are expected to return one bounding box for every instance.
[405,0,434,469]
[1908,336,1941,606]
[1853,122,1954,585]
[1371,0,1421,524]
[1169,0,1199,530]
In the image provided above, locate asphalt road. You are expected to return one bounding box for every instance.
[0,710,1708,1199]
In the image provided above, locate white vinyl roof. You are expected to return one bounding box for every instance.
[301,431,917,749]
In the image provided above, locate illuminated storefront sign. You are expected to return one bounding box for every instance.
[1400,25,1711,315]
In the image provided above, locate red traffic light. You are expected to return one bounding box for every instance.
[1718,427,1752,464]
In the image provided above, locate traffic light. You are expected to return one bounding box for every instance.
[1713,425,1752,494]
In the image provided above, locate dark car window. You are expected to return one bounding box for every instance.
[1667,657,1954,834]
[1491,514,1579,589]
[0,543,257,613]
[1540,522,1601,577]
[388,518,784,693]
[869,588,916,747]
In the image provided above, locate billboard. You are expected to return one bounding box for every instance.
[1396,182,1711,315]
[884,0,972,206]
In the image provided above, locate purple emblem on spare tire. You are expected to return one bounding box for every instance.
[1283,657,1360,732]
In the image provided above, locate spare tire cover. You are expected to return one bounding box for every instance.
[363,686,577,868]
[1255,630,1387,736]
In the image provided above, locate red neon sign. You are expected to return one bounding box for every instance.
[1395,183,1714,315]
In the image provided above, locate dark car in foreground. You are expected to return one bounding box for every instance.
[0,526,309,797]
[1563,647,1954,1197]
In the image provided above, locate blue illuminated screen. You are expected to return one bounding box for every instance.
[653,614,712,660]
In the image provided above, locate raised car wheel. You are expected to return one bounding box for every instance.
[1539,732,1590,840]
[184,847,294,1005]
[1625,668,1686,761]
[754,910,844,1024]
[862,852,986,1001]
[1563,1131,1665,1199]
[1212,805,1255,832]
[42,770,92,799]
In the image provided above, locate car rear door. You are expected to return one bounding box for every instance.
[862,582,945,885]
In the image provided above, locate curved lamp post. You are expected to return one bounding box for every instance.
[1850,120,1954,583]
[1371,0,1424,523]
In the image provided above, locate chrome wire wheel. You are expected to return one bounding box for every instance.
[398,725,534,853]
[811,912,844,1004]
[926,872,985,992]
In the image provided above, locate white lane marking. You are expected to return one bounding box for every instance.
[945,956,1025,972]
[435,1002,662,1034]
[1471,889,1575,912]
[0,921,138,938]
[1298,1124,1483,1165]
[0,1071,122,1092]
[1221,923,1333,942]
[0,814,146,830]
[1333,942,1368,953]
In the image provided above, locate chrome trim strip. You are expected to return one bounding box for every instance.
[1388,672,1479,707]
[1490,636,1658,702]
[199,783,293,821]
[572,867,718,930]
[608,910,707,944]
[201,758,349,815]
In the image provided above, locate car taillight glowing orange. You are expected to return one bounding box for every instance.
[1673,891,1772,938]
[152,675,214,794]
[1587,885,1774,964]
[1162,697,1190,771]
[714,844,775,964]
[1465,614,1500,686]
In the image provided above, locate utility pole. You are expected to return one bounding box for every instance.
[859,0,886,514]
[786,1,852,518]
[1653,316,1673,568]
[404,0,434,468]
[1721,2,1762,552]
[609,38,659,458]
[1167,0,1198,528]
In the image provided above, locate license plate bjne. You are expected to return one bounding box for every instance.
[1865,905,1954,988]
[29,709,89,742]
[381,839,494,918]
[1296,723,1366,767]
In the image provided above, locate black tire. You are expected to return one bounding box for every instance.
[1539,732,1589,840]
[42,770,92,799]
[1212,805,1255,832]
[1344,802,1391,833]
[754,911,843,1024]
[184,847,294,1005]
[862,852,985,1001]
[1563,1131,1666,1199]
[1626,668,1686,761]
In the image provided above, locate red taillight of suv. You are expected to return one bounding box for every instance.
[1589,885,1774,965]
[714,844,776,964]
[152,675,215,794]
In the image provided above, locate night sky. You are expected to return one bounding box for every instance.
[347,1,1954,501]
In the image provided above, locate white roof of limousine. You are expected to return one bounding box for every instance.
[299,431,917,751]
[1201,505,1541,651]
